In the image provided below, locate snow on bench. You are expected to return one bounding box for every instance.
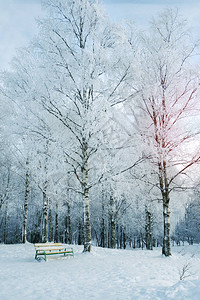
[34,243,74,261]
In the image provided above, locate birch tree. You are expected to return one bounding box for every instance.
[134,9,200,256]
[1,0,139,250]
[27,0,133,252]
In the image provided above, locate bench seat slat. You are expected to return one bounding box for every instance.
[36,251,72,255]
[36,250,73,254]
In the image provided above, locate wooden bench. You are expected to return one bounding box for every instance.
[34,243,74,261]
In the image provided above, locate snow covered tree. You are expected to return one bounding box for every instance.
[133,9,200,256]
[25,0,133,251]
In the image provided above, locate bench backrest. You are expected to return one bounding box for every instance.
[34,243,64,251]
[34,243,63,248]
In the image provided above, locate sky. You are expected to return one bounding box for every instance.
[1,0,200,70]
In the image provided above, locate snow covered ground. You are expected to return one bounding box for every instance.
[1,243,200,299]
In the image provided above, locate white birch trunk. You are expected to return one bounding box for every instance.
[43,190,49,243]
[162,199,171,256]
[82,143,92,252]
[22,160,29,244]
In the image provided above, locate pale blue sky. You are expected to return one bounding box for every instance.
[104,0,199,3]
[1,0,200,70]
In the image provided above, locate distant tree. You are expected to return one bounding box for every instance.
[175,193,200,245]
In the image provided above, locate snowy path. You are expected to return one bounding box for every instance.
[0,243,200,299]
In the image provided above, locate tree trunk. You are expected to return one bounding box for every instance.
[109,194,116,249]
[48,206,53,242]
[162,200,171,256]
[157,156,171,256]
[41,141,50,243]
[78,219,83,245]
[133,237,136,249]
[119,225,122,249]
[83,186,91,252]
[43,191,49,243]
[55,203,59,243]
[137,236,141,248]
[3,203,8,243]
[100,215,105,248]
[68,203,72,244]
[22,161,29,243]
[145,208,153,250]
[82,143,92,252]
[100,199,105,248]
[123,227,126,249]
[65,202,72,244]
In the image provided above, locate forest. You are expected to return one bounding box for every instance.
[1,0,200,257]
